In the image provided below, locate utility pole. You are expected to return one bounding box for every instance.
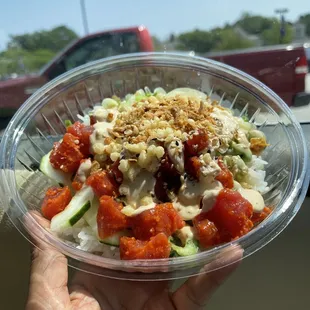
[275,8,289,44]
[80,0,89,35]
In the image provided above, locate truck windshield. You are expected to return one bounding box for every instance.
[39,31,140,79]
[64,32,140,71]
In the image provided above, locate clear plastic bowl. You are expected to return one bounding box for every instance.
[0,53,309,280]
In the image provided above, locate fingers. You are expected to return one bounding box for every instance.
[29,210,50,228]
[172,245,243,310]
[24,210,52,250]
[70,274,114,310]
[26,247,70,310]
[25,211,68,282]
[25,212,71,310]
[143,288,176,310]
[69,285,101,310]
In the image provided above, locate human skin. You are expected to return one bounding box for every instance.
[26,212,243,310]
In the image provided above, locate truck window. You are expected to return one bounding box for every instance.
[63,32,140,71]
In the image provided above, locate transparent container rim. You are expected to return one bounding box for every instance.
[0,52,309,273]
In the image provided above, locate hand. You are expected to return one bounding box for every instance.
[25,212,243,310]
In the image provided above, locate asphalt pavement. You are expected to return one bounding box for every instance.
[290,104,310,123]
[0,117,11,136]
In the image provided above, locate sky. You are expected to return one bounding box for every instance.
[0,0,308,50]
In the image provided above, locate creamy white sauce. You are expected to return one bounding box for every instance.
[119,170,156,210]
[93,107,117,122]
[208,136,220,152]
[90,121,114,143]
[233,181,265,212]
[178,179,204,206]
[166,88,207,100]
[211,107,238,140]
[166,139,184,173]
[90,109,119,150]
[236,129,250,147]
[179,178,222,204]
[121,202,156,216]
[174,202,201,221]
[200,158,221,177]
[175,178,222,220]
[175,226,195,246]
[238,188,265,212]
[201,188,221,212]
[75,158,92,183]
[233,180,242,190]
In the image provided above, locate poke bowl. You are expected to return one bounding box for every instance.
[0,53,308,280]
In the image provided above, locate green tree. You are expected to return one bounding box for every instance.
[212,28,255,51]
[0,25,78,77]
[299,14,310,36]
[8,25,78,52]
[0,48,55,76]
[23,49,56,71]
[262,22,293,45]
[176,29,215,53]
[236,13,276,35]
[176,27,255,53]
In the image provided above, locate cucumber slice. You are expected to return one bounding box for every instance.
[170,227,200,257]
[83,198,99,232]
[50,186,94,232]
[69,202,91,225]
[83,199,130,246]
[99,230,131,246]
[231,142,252,162]
[40,152,72,186]
[170,238,199,257]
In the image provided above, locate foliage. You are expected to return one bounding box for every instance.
[176,29,216,53]
[236,13,276,35]
[0,25,78,77]
[0,48,55,76]
[8,25,78,52]
[174,11,300,54]
[176,27,255,53]
[212,28,255,51]
[262,22,293,45]
[299,14,310,36]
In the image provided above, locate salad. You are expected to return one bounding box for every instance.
[40,87,271,260]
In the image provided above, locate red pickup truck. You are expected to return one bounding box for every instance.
[0,25,309,117]
[0,26,153,117]
[205,44,310,107]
